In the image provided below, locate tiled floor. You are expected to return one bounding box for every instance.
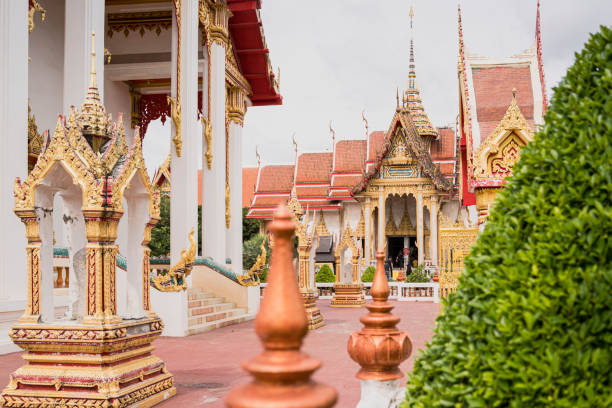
[0,300,439,407]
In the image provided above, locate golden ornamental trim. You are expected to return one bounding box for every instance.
[225,119,231,228]
[28,0,46,33]
[207,0,231,47]
[315,211,330,236]
[106,11,172,38]
[201,115,213,169]
[167,96,182,157]
[335,225,358,258]
[474,90,533,180]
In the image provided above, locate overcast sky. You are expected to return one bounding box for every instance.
[142,0,612,174]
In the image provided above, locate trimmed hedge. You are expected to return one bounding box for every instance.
[315,264,336,283]
[403,26,612,407]
[405,264,429,283]
[361,266,376,282]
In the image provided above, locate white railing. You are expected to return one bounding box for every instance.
[260,282,439,303]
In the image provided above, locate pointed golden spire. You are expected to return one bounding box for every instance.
[77,32,110,153]
[402,6,437,139]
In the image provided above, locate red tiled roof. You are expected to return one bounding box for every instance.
[430,127,455,160]
[242,167,258,208]
[296,153,332,183]
[331,174,362,188]
[438,163,455,176]
[252,195,290,206]
[367,131,385,161]
[334,140,366,172]
[472,65,534,143]
[256,165,294,193]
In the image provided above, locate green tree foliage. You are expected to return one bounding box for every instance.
[403,26,612,407]
[149,196,170,257]
[242,234,269,271]
[405,264,429,283]
[242,207,260,242]
[315,264,336,283]
[361,266,375,282]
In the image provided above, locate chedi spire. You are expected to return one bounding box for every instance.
[402,6,438,139]
[76,32,110,153]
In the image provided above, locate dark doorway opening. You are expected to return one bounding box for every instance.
[387,236,404,268]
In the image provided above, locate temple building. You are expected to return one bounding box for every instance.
[0,0,281,332]
[244,4,547,279]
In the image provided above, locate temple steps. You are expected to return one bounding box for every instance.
[186,287,253,335]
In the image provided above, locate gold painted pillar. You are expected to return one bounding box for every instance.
[142,219,159,318]
[429,196,438,267]
[364,198,371,265]
[15,210,41,323]
[82,209,123,325]
[298,238,324,329]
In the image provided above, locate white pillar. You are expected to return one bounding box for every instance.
[430,197,438,267]
[63,0,105,111]
[378,190,385,253]
[364,200,371,265]
[0,0,28,311]
[227,120,243,272]
[356,379,404,408]
[163,0,199,336]
[417,192,424,265]
[202,25,228,264]
[35,190,54,323]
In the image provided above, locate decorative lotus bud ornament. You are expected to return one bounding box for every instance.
[225,205,337,408]
[347,249,412,407]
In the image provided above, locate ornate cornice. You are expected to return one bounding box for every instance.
[106,11,172,38]
[208,0,231,48]
[28,0,45,33]
[226,86,247,125]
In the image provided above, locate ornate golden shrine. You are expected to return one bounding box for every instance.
[287,189,324,329]
[331,225,366,308]
[438,214,478,303]
[1,36,175,408]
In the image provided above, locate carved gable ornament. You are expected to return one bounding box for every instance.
[474,91,533,181]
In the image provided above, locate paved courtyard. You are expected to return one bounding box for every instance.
[0,300,439,407]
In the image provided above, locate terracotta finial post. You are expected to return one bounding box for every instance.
[348,249,412,381]
[225,205,337,408]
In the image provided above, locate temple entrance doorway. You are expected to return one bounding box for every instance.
[387,236,405,268]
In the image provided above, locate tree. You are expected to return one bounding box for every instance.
[149,195,170,257]
[243,233,269,271]
[315,264,336,283]
[403,26,612,407]
[361,266,375,282]
[242,207,259,242]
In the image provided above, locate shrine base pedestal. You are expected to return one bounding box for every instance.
[302,290,324,330]
[1,317,175,408]
[331,283,366,307]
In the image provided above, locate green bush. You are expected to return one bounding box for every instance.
[242,234,269,271]
[403,26,612,408]
[315,264,336,283]
[405,264,429,283]
[361,266,375,282]
[259,267,268,283]
[149,196,170,257]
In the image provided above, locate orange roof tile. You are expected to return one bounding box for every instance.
[296,153,332,183]
[367,131,385,161]
[334,140,366,172]
[242,167,258,207]
[256,165,295,193]
[430,127,456,160]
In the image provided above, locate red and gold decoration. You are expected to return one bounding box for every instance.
[331,226,365,308]
[225,205,337,408]
[348,249,412,380]
[1,35,175,408]
[150,229,196,292]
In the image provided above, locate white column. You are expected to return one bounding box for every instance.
[63,0,105,111]
[430,197,438,267]
[35,190,54,322]
[227,120,243,272]
[0,0,28,310]
[377,190,385,253]
[364,199,371,264]
[202,35,228,264]
[417,192,424,265]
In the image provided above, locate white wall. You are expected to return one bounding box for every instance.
[104,78,134,142]
[29,0,64,134]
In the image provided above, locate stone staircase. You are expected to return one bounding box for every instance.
[187,287,252,335]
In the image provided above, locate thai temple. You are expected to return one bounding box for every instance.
[0,0,554,406]
[239,5,547,290]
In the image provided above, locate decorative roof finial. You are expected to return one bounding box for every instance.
[292,132,298,156]
[409,5,414,29]
[329,120,336,148]
[225,205,337,407]
[512,87,517,100]
[76,32,110,153]
[255,145,261,168]
[361,110,369,140]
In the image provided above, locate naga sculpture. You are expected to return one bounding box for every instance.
[237,239,265,286]
[151,228,196,291]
